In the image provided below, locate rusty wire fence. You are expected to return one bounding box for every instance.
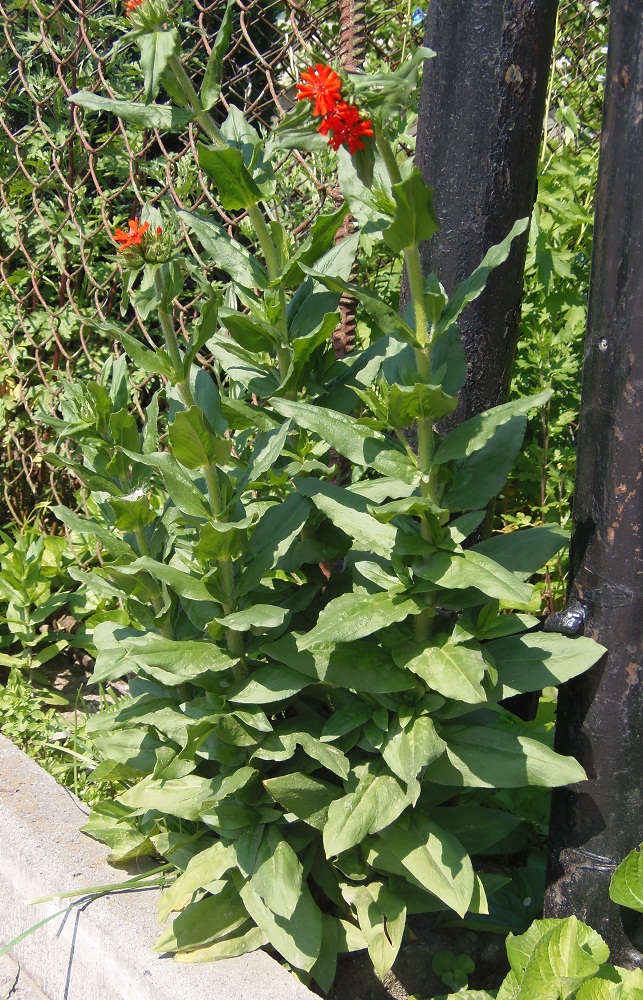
[0,0,608,524]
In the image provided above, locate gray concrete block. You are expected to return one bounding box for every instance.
[0,735,315,1000]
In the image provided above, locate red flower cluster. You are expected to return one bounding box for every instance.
[114,218,149,250]
[124,0,144,14]
[296,63,373,155]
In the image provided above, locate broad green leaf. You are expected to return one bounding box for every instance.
[169,406,231,469]
[282,203,350,286]
[324,772,408,857]
[376,815,475,917]
[157,842,234,922]
[69,90,192,130]
[154,881,247,954]
[416,550,533,605]
[229,664,309,704]
[610,843,643,913]
[434,390,552,465]
[53,506,135,561]
[81,801,154,862]
[263,772,343,830]
[178,210,269,289]
[112,556,212,601]
[487,633,606,699]
[272,398,416,480]
[217,605,288,633]
[263,633,415,693]
[311,914,339,993]
[576,980,631,1000]
[218,307,277,354]
[343,882,406,979]
[396,641,488,703]
[174,923,267,962]
[118,774,220,821]
[138,27,180,101]
[435,218,530,338]
[298,590,424,649]
[381,714,446,803]
[239,879,323,972]
[118,328,174,378]
[249,826,303,919]
[442,416,529,511]
[237,493,311,594]
[472,524,569,580]
[383,168,439,252]
[200,0,234,110]
[517,917,609,1000]
[425,725,587,788]
[388,382,457,427]
[198,145,262,210]
[432,805,526,857]
[295,478,397,558]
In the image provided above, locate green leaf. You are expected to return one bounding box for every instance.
[425,725,587,788]
[295,478,398,559]
[237,493,311,595]
[118,774,221,821]
[381,714,447,803]
[169,406,231,469]
[69,90,191,130]
[282,203,350,286]
[343,882,406,979]
[154,880,247,954]
[178,210,269,289]
[112,556,212,601]
[174,923,267,962]
[217,307,276,353]
[432,804,525,856]
[416,550,533,605]
[388,382,457,427]
[53,506,135,561]
[435,218,529,338]
[472,524,569,580]
[272,398,416,481]
[218,605,288,633]
[434,390,552,465]
[442,417,529,512]
[513,917,609,1000]
[198,145,263,210]
[375,814,475,917]
[311,914,340,993]
[157,841,234,922]
[249,826,303,920]
[298,590,424,649]
[396,641,488,703]
[239,878,323,972]
[263,772,343,831]
[610,843,643,913]
[263,633,415,693]
[200,0,235,110]
[383,168,439,252]
[117,328,175,378]
[324,772,408,857]
[138,27,180,102]
[229,664,309,704]
[487,633,607,699]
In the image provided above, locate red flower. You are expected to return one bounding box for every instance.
[318,102,374,155]
[124,0,144,14]
[296,64,343,118]
[114,218,149,250]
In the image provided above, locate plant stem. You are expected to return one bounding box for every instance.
[154,269,195,407]
[166,54,226,148]
[246,203,294,392]
[135,526,172,637]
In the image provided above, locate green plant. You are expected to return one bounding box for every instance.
[33,1,606,989]
[433,841,643,1000]
[432,950,476,992]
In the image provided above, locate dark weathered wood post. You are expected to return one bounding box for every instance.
[544,0,643,965]
[411,0,559,424]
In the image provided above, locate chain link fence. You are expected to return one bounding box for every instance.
[0,0,607,524]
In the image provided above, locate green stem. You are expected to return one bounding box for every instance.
[154,269,195,407]
[246,205,294,393]
[166,54,226,148]
[135,526,172,638]
[375,130,402,185]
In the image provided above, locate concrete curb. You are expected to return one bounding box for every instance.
[0,735,316,1000]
